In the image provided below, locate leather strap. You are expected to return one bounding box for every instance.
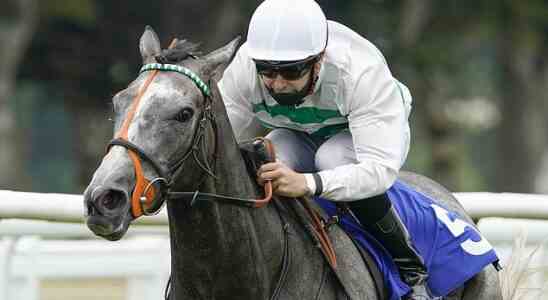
[108,138,169,181]
[297,197,338,269]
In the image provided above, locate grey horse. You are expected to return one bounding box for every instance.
[84,27,502,299]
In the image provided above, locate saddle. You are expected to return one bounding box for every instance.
[239,138,386,300]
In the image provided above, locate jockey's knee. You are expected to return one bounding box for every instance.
[314,131,356,170]
[315,143,356,171]
[265,128,317,172]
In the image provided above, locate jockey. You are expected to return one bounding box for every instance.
[219,0,430,299]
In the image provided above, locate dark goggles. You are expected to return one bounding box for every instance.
[254,55,319,81]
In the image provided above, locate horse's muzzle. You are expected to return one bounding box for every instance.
[84,185,131,240]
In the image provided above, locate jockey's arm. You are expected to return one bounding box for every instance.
[218,46,265,142]
[306,61,412,201]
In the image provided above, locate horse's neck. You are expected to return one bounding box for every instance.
[167,107,284,298]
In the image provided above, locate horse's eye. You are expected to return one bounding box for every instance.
[175,108,194,122]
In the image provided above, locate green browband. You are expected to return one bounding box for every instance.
[139,63,211,97]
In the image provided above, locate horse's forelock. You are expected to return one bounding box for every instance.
[155,39,202,64]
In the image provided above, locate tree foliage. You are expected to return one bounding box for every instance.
[2,0,547,193]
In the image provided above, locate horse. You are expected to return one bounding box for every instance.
[83,26,502,299]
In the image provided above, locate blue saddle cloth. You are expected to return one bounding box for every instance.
[314,180,499,300]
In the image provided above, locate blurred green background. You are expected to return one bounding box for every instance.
[1,0,547,195]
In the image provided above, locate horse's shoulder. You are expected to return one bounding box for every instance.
[282,198,379,299]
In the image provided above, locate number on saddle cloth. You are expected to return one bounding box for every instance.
[239,138,276,179]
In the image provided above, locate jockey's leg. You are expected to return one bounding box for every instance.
[264,128,320,172]
[347,198,433,300]
[316,131,433,300]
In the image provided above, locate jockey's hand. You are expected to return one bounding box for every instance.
[257,161,310,198]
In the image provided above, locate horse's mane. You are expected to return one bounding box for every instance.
[155,39,201,64]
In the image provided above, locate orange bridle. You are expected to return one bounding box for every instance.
[107,40,178,218]
[105,39,274,218]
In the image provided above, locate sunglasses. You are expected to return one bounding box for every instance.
[255,56,319,81]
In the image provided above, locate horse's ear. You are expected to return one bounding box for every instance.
[202,36,241,80]
[139,25,161,64]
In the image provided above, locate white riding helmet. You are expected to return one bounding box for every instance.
[247,0,328,62]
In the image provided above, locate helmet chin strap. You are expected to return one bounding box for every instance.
[267,68,317,106]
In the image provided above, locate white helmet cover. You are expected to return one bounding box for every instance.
[247,0,328,61]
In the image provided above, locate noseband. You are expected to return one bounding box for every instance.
[105,47,273,218]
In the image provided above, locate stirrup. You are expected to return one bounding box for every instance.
[404,284,440,300]
[403,284,434,300]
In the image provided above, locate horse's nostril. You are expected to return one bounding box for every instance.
[87,197,106,216]
[97,190,125,211]
[87,201,97,216]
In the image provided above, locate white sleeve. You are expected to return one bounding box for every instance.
[218,47,264,142]
[316,61,411,201]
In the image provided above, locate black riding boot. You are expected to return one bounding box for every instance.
[347,195,433,300]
